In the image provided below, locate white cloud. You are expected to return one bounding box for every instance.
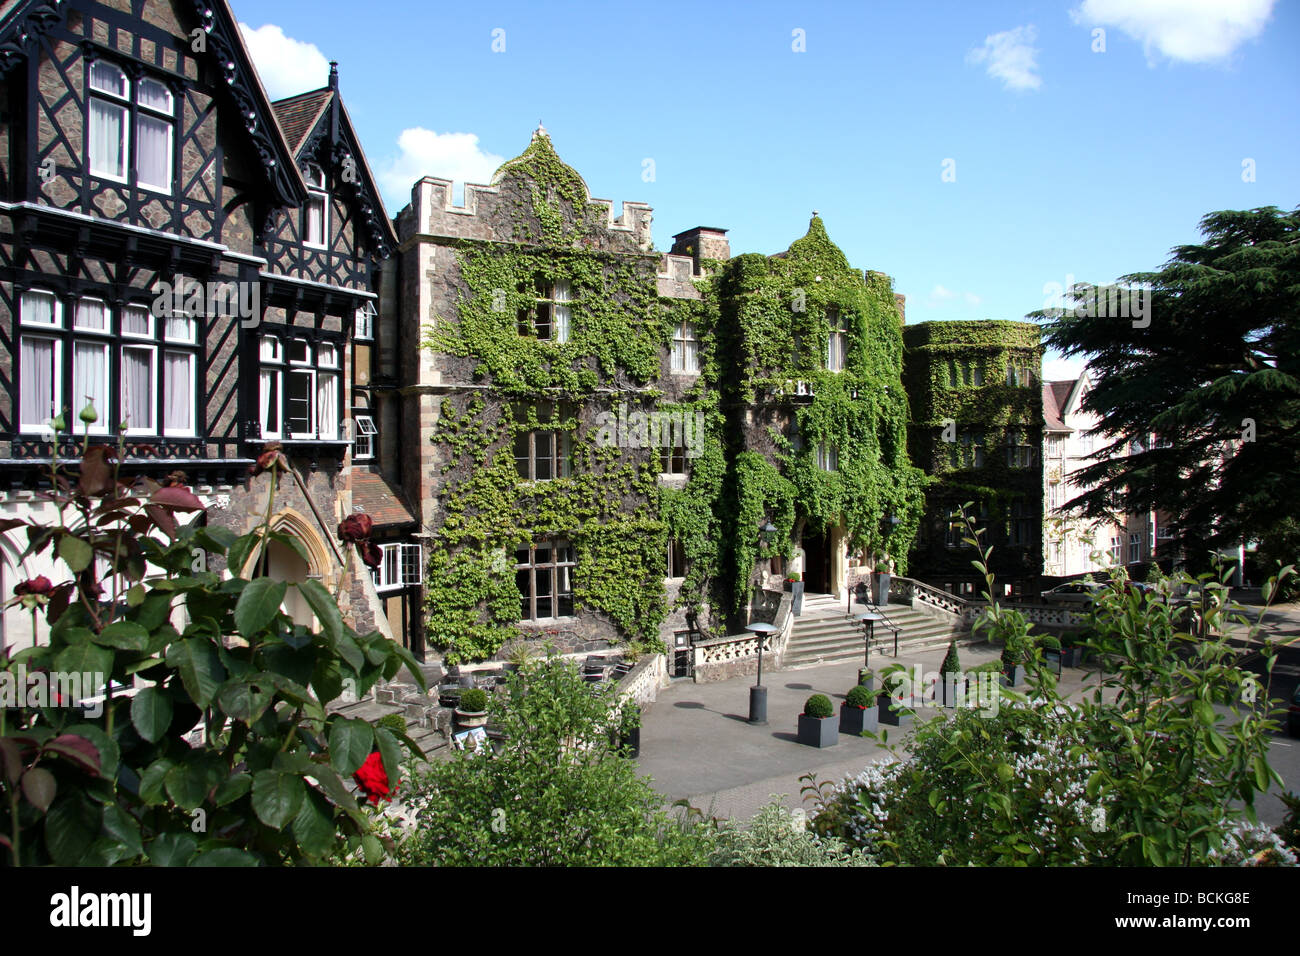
[238,23,331,100]
[1071,0,1276,63]
[1043,355,1087,382]
[927,284,982,308]
[967,25,1042,92]
[378,127,505,212]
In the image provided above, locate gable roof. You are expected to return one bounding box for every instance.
[1042,380,1072,430]
[272,88,334,155]
[1,0,307,207]
[351,470,416,528]
[272,72,398,255]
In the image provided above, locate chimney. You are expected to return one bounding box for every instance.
[328,61,339,91]
[670,226,730,274]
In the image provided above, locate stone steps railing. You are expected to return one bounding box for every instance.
[888,575,1086,630]
[691,589,793,683]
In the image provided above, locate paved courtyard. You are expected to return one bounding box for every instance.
[636,609,1300,824]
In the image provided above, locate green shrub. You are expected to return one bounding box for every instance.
[940,641,961,674]
[458,688,489,712]
[845,685,874,708]
[377,712,408,736]
[804,694,834,719]
[400,659,715,866]
[709,801,873,867]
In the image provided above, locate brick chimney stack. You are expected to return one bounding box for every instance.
[670,226,730,274]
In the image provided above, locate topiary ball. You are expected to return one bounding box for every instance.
[845,685,874,708]
[377,712,407,736]
[803,694,834,719]
[458,688,489,712]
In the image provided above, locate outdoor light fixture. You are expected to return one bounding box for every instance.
[745,621,778,725]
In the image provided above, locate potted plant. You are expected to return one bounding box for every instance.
[454,687,490,728]
[503,642,535,673]
[938,640,965,707]
[797,694,838,748]
[840,684,878,735]
[622,639,644,665]
[376,712,407,737]
[1058,633,1083,668]
[437,684,464,709]
[874,556,893,606]
[878,669,914,727]
[787,571,805,616]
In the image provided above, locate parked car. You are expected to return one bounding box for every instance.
[1289,685,1300,738]
[1040,581,1104,605]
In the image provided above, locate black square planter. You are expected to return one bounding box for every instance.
[1059,646,1082,668]
[1000,665,1027,688]
[798,713,839,748]
[878,696,914,727]
[840,703,878,735]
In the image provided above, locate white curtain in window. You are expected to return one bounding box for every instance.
[90,99,126,178]
[20,337,57,428]
[316,372,337,439]
[136,113,172,190]
[89,61,127,97]
[74,299,108,332]
[137,78,172,113]
[73,342,109,429]
[165,314,194,343]
[260,369,280,436]
[21,291,56,327]
[122,305,150,336]
[553,281,570,343]
[163,351,193,434]
[121,346,154,432]
[305,197,325,244]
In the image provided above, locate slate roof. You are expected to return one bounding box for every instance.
[1042,380,1075,431]
[271,88,333,156]
[351,470,417,528]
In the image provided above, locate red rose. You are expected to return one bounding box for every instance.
[352,751,396,805]
[338,514,374,543]
[359,539,383,569]
[14,576,54,597]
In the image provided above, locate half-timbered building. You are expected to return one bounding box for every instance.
[0,0,405,654]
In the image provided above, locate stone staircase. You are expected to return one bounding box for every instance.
[783,593,975,670]
[328,662,449,758]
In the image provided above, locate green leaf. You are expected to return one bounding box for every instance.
[217,675,275,724]
[139,757,176,805]
[147,832,197,867]
[21,767,57,813]
[214,772,253,807]
[165,638,226,708]
[130,686,174,743]
[57,534,93,573]
[291,787,337,858]
[226,532,262,579]
[53,642,114,686]
[189,847,260,867]
[100,803,143,860]
[334,632,365,674]
[164,754,224,810]
[296,578,342,646]
[329,718,374,776]
[44,793,101,865]
[1253,756,1269,793]
[374,726,404,787]
[251,769,306,829]
[234,577,287,638]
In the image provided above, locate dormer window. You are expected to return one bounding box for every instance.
[304,164,328,248]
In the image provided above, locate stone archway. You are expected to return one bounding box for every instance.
[238,508,338,629]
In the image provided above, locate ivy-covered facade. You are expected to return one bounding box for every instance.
[383,128,964,664]
[901,320,1044,597]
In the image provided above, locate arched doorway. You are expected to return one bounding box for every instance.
[265,538,315,628]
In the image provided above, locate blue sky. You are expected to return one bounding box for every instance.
[235,0,1299,379]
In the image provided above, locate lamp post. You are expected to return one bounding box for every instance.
[855,610,883,668]
[746,622,778,724]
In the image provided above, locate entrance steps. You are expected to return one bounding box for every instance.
[784,594,973,669]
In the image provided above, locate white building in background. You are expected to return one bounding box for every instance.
[1042,372,1167,579]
